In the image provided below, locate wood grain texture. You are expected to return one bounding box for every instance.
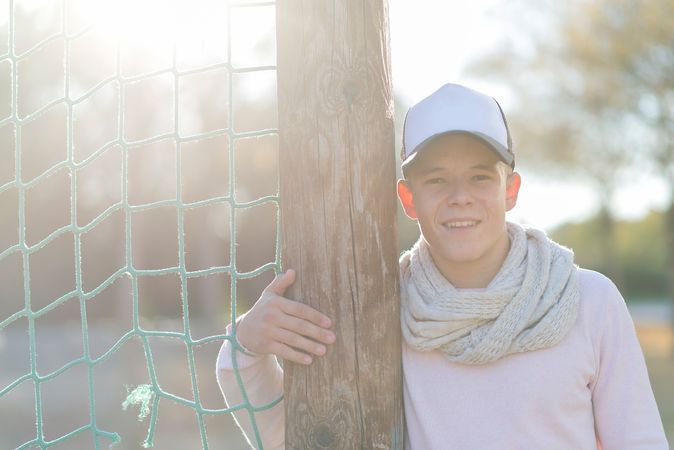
[276,0,403,448]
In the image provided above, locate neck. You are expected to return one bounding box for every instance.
[430,230,511,289]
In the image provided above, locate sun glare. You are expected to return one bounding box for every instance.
[70,0,275,69]
[88,0,180,48]
[65,0,278,103]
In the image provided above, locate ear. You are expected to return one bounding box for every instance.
[505,172,521,211]
[397,179,418,219]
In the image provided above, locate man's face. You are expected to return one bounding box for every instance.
[397,133,521,286]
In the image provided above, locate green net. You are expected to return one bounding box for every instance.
[0,0,280,448]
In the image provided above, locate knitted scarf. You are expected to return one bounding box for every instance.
[399,222,580,365]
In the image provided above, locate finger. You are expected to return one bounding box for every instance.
[265,269,296,296]
[277,314,336,345]
[270,342,313,365]
[279,298,332,328]
[272,328,327,356]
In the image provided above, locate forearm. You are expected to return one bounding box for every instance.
[216,335,285,449]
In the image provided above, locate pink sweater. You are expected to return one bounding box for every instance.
[216,269,669,449]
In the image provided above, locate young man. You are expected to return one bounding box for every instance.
[216,83,669,449]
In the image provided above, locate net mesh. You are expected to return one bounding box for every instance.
[0,0,280,448]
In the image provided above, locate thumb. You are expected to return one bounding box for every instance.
[266,269,296,296]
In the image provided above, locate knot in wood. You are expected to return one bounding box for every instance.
[312,422,335,448]
[341,79,360,109]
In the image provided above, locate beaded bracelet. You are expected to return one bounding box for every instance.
[235,336,259,357]
[233,318,259,357]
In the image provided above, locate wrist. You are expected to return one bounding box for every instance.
[233,316,259,357]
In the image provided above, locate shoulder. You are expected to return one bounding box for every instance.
[575,268,634,340]
[577,268,624,307]
[575,268,626,326]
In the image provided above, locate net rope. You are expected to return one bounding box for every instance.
[0,0,280,448]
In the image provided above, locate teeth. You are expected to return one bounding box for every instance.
[445,221,478,228]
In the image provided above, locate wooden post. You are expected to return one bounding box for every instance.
[276,0,403,448]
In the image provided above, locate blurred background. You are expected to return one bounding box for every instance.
[0,0,672,448]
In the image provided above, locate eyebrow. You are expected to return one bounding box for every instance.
[416,167,445,176]
[470,163,499,171]
[417,162,499,175]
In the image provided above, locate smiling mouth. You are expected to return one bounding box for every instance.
[442,220,480,229]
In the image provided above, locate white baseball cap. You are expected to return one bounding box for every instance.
[401,83,514,175]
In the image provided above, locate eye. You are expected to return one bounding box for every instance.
[472,174,492,181]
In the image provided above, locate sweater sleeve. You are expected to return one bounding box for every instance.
[215,320,286,450]
[589,276,669,450]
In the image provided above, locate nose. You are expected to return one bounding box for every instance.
[445,179,473,206]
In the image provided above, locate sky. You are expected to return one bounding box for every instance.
[388,0,671,231]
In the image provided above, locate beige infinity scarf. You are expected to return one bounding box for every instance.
[400,222,580,365]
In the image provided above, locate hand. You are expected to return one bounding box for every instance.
[236,269,336,365]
